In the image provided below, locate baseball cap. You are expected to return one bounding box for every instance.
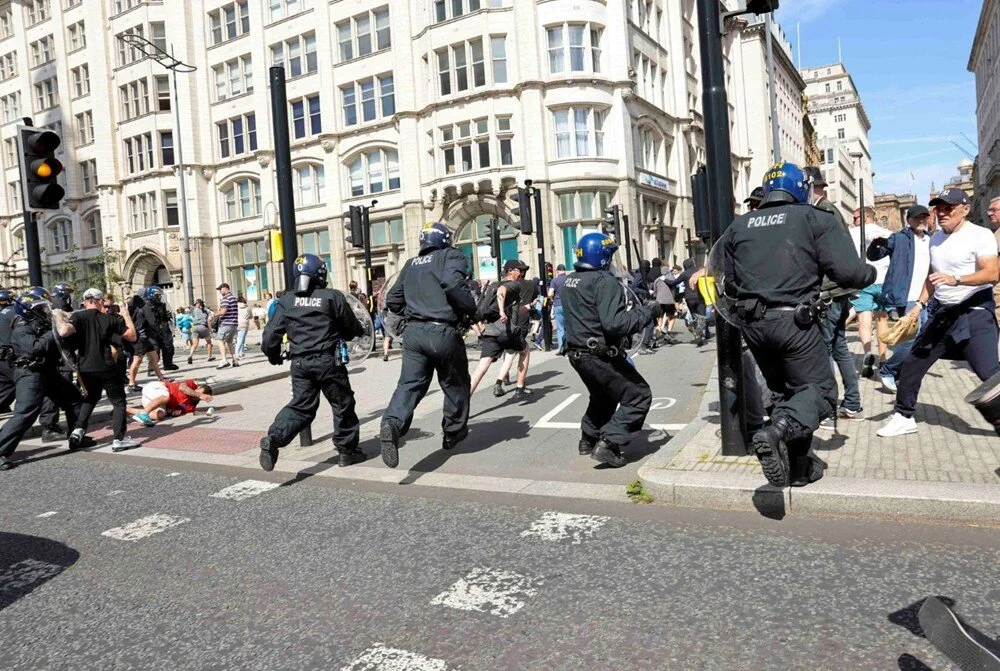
[503,259,529,273]
[82,288,104,301]
[216,282,230,290]
[906,205,930,218]
[929,188,970,207]
[556,264,566,271]
[803,166,828,187]
[743,186,765,203]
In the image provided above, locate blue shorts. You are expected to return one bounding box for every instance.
[850,284,887,313]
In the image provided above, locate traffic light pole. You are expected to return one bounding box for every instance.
[361,204,375,314]
[170,57,195,307]
[23,210,42,286]
[529,183,551,351]
[697,0,747,456]
[622,214,633,272]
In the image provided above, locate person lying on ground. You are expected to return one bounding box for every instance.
[127,378,213,425]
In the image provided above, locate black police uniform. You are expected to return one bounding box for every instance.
[38,293,76,436]
[152,299,176,369]
[722,196,875,485]
[0,306,17,412]
[382,246,477,455]
[260,287,365,463]
[561,268,656,465]
[0,312,80,467]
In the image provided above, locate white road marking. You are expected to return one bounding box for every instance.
[533,393,686,432]
[108,490,125,496]
[210,480,280,501]
[520,511,610,544]
[340,644,451,671]
[431,567,541,618]
[36,511,58,518]
[166,472,181,477]
[101,514,190,542]
[649,397,677,410]
[0,559,63,594]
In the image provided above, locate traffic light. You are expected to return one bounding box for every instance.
[509,187,533,235]
[485,219,501,259]
[746,0,779,14]
[602,205,621,238]
[17,126,64,210]
[344,205,364,249]
[544,262,553,280]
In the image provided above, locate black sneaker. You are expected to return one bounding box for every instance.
[578,437,596,455]
[861,353,876,379]
[492,380,506,397]
[217,362,232,370]
[503,374,512,386]
[591,439,627,468]
[125,384,142,393]
[337,448,366,467]
[0,457,16,471]
[442,427,469,451]
[187,356,193,365]
[163,364,180,371]
[512,387,532,402]
[232,361,240,368]
[751,424,791,488]
[380,420,401,468]
[258,435,279,472]
[207,356,216,362]
[41,428,64,443]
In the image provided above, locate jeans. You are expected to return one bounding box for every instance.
[235,327,249,357]
[880,301,928,381]
[553,305,565,350]
[818,296,861,411]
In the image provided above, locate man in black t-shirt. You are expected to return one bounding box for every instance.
[70,289,139,452]
[470,260,533,400]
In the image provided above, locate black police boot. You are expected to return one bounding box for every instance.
[338,448,366,468]
[790,455,826,487]
[591,439,627,468]
[379,419,401,468]
[578,436,597,455]
[258,435,279,472]
[41,426,64,443]
[492,380,506,397]
[0,456,15,471]
[442,427,469,451]
[750,418,791,488]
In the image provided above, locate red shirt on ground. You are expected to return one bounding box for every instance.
[166,379,200,414]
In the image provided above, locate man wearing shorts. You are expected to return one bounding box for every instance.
[187,299,215,364]
[849,207,892,377]
[213,283,239,369]
[470,260,532,401]
[130,378,213,425]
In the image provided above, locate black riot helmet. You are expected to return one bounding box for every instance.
[52,282,74,298]
[293,253,328,294]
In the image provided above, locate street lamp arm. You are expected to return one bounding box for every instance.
[117,34,197,73]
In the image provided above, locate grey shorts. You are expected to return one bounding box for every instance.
[192,325,211,340]
[217,323,237,344]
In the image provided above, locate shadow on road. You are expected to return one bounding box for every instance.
[896,653,933,670]
[0,533,80,612]
[812,432,847,453]
[751,485,785,520]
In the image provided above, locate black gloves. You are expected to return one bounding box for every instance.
[866,237,889,261]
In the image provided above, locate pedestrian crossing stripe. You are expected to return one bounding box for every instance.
[521,511,610,544]
[101,514,190,542]
[341,644,452,670]
[532,393,686,431]
[210,480,280,501]
[431,567,541,618]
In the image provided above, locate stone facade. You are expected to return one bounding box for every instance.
[874,192,917,233]
[969,0,999,225]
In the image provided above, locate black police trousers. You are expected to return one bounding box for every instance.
[0,367,80,459]
[384,322,470,439]
[0,361,15,412]
[569,352,652,448]
[266,352,360,451]
[39,368,76,430]
[742,312,836,452]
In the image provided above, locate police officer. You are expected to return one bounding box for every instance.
[38,282,77,440]
[561,233,661,468]
[258,253,366,472]
[0,289,16,413]
[0,288,81,470]
[127,287,170,390]
[379,222,478,468]
[719,162,875,487]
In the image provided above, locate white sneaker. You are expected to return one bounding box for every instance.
[881,375,897,392]
[112,437,141,452]
[877,413,917,437]
[816,417,836,431]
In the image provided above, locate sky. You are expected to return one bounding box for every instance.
[773,0,982,203]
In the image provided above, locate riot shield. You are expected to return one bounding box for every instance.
[611,268,645,360]
[376,272,406,338]
[705,239,743,328]
[49,307,87,395]
[344,293,375,364]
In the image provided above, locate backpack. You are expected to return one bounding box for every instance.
[474,282,501,323]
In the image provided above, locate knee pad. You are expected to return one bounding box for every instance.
[966,371,1000,435]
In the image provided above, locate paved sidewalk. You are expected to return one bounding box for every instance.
[640,341,1000,523]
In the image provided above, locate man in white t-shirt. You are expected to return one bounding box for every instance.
[849,207,893,378]
[878,188,1000,437]
[867,205,933,391]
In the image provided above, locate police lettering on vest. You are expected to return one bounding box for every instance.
[747,213,787,228]
[294,297,323,308]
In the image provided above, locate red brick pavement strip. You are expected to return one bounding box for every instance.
[87,424,265,455]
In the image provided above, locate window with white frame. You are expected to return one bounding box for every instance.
[217,112,257,159]
[635,126,664,173]
[837,127,845,139]
[552,106,606,158]
[336,7,390,62]
[25,0,49,26]
[270,33,317,78]
[547,23,602,74]
[3,137,14,166]
[34,77,58,111]
[84,211,101,246]
[0,5,12,39]
[66,20,85,51]
[160,131,174,165]
[149,21,166,52]
[209,1,249,46]
[438,116,513,174]
[490,36,507,84]
[119,78,149,120]
[128,192,158,231]
[1,92,20,124]
[65,0,83,8]
[347,148,399,197]
[113,0,141,14]
[290,95,321,139]
[164,190,178,226]
[437,37,504,96]
[0,52,16,81]
[221,177,261,220]
[557,190,611,223]
[433,0,503,23]
[341,74,394,127]
[268,0,313,23]
[75,110,93,145]
[293,163,325,206]
[212,54,253,101]
[116,25,145,66]
[9,181,21,211]
[154,76,170,111]
[123,132,155,174]
[71,65,89,98]
[80,159,96,193]
[30,35,54,67]
[48,219,72,253]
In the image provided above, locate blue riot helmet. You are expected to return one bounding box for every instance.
[52,282,74,298]
[293,253,328,294]
[762,161,810,204]
[0,289,14,308]
[145,285,164,303]
[418,222,452,253]
[574,232,619,271]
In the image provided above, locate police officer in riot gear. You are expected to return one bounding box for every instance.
[561,232,661,468]
[0,289,16,413]
[379,222,478,468]
[51,283,74,311]
[719,162,875,487]
[259,253,366,472]
[0,288,82,470]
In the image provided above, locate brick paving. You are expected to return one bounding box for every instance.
[665,340,1000,485]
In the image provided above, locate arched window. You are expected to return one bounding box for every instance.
[83,210,102,247]
[293,163,325,207]
[346,148,399,197]
[47,218,73,253]
[636,126,665,174]
[221,176,261,221]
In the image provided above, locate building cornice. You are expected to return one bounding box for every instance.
[968,0,998,71]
